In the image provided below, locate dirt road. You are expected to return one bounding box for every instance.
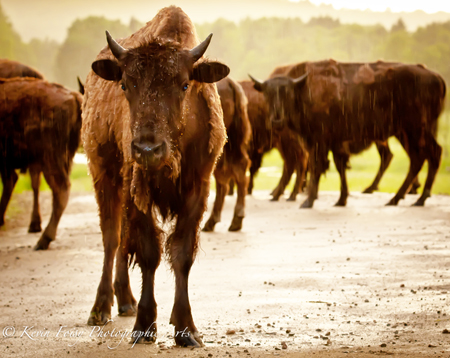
[0,190,449,357]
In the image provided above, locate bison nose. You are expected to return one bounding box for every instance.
[132,140,167,168]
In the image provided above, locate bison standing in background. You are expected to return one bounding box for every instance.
[239,80,308,201]
[82,6,229,347]
[0,77,82,249]
[203,77,251,232]
[0,59,44,79]
[251,60,445,207]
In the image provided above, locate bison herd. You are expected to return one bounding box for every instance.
[0,5,446,348]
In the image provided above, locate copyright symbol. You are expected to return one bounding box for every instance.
[3,326,15,337]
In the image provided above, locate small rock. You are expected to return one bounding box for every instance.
[281,342,287,349]
[226,329,236,335]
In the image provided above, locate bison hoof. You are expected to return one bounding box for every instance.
[33,234,53,250]
[131,333,156,345]
[228,216,243,232]
[412,200,425,207]
[270,196,280,202]
[0,219,4,227]
[202,219,216,232]
[118,303,137,316]
[334,199,347,207]
[385,198,399,206]
[175,331,203,348]
[87,311,111,326]
[28,222,42,233]
[362,187,375,194]
[286,196,296,202]
[300,199,314,209]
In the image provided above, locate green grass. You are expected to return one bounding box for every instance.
[254,111,450,195]
[5,164,93,194]
[2,112,450,196]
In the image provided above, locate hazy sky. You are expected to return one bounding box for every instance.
[292,0,450,13]
[3,0,450,42]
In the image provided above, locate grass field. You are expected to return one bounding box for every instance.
[3,112,450,196]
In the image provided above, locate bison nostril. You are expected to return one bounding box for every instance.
[132,140,167,164]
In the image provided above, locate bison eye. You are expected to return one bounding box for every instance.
[121,83,126,91]
[182,83,189,91]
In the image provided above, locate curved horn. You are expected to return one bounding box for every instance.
[293,72,309,85]
[190,33,213,62]
[248,74,264,92]
[106,30,127,60]
[77,76,85,95]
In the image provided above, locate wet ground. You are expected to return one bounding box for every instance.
[0,190,449,357]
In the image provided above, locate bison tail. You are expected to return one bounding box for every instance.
[68,93,83,161]
[229,79,252,152]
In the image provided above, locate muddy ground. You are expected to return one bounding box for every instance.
[0,189,449,357]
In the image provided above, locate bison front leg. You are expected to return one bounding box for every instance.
[301,145,328,209]
[363,141,393,194]
[113,243,137,317]
[271,160,294,201]
[202,172,229,232]
[332,150,350,207]
[87,175,122,325]
[288,150,308,201]
[131,207,161,344]
[34,169,70,250]
[248,151,263,195]
[0,168,18,227]
[229,158,250,231]
[28,165,42,233]
[169,183,208,347]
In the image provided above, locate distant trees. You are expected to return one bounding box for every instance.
[0,3,27,61]
[54,16,136,90]
[1,5,450,96]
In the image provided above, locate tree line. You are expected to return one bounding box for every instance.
[1,2,450,94]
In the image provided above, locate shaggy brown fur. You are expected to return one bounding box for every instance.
[0,77,82,249]
[82,6,228,348]
[0,59,44,79]
[239,80,308,201]
[203,77,251,232]
[252,60,445,207]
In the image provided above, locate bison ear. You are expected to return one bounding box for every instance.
[92,59,122,81]
[192,62,230,83]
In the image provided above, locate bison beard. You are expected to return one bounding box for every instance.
[82,6,229,347]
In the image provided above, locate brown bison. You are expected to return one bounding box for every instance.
[239,80,308,201]
[0,77,82,249]
[251,60,445,207]
[82,6,229,347]
[264,60,421,206]
[203,77,251,232]
[0,59,44,79]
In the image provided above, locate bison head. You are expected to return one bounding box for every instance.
[91,32,229,171]
[249,74,308,130]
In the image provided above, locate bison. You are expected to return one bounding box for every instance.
[0,77,82,249]
[0,59,44,79]
[239,80,308,201]
[82,6,229,347]
[251,60,445,207]
[203,77,251,232]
